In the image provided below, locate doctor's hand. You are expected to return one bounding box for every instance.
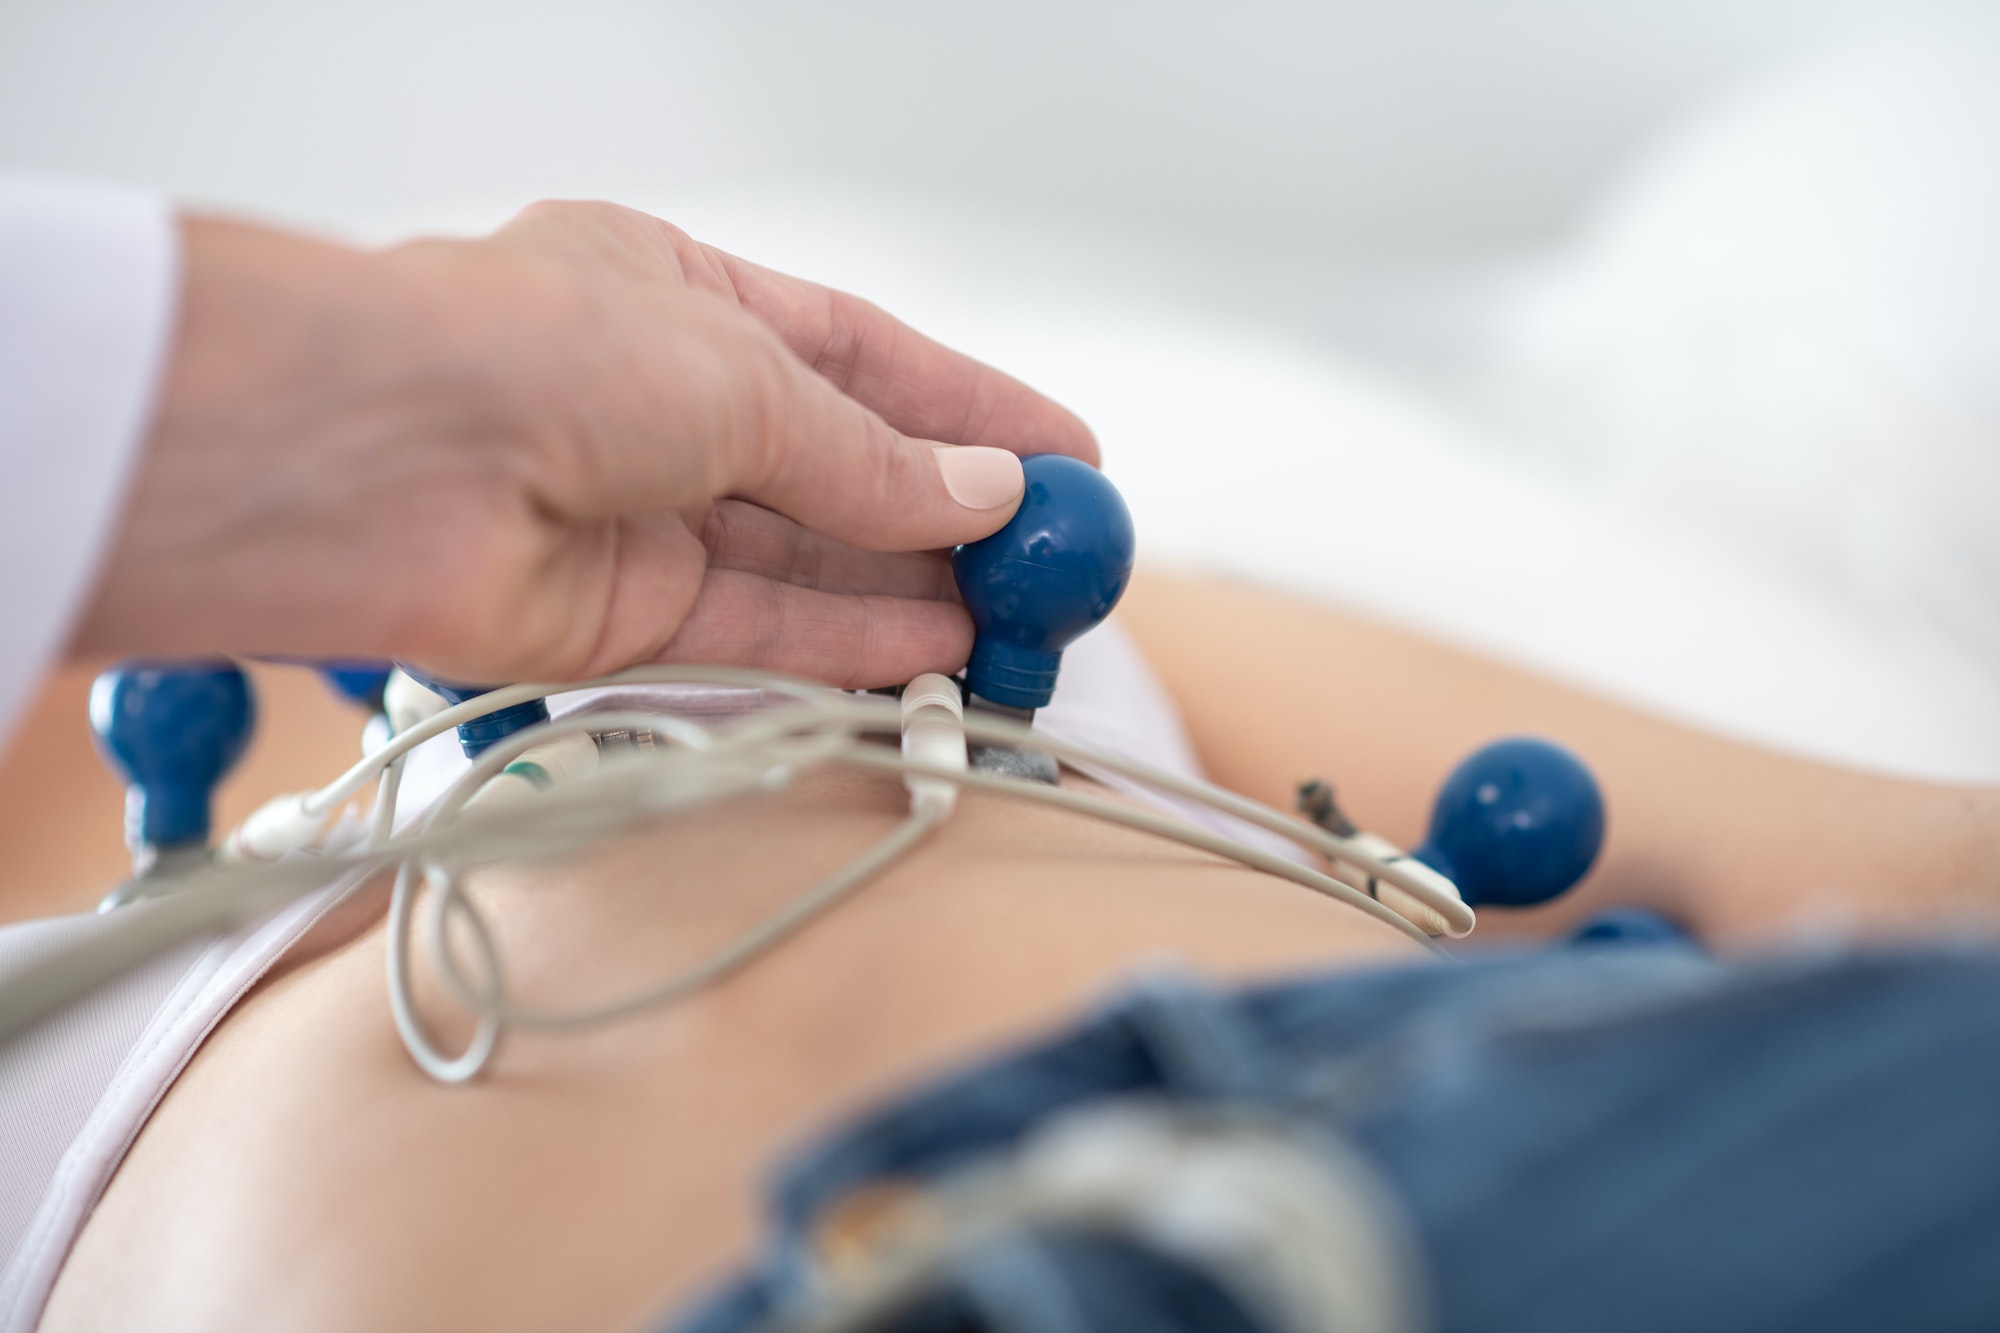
[72,200,1096,687]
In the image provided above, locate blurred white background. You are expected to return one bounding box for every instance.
[5,0,1996,778]
[0,0,1948,338]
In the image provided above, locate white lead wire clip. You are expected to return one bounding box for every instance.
[225,668,453,862]
[1326,831,1467,938]
[900,674,967,818]
[463,731,601,810]
[221,791,331,863]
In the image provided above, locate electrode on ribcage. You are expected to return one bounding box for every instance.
[88,660,255,893]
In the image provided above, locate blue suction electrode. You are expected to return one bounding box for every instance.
[89,660,255,872]
[1412,737,1605,908]
[953,454,1135,711]
[395,667,549,758]
[316,660,394,713]
[1569,906,1695,949]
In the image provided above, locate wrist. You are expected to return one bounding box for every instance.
[158,218,414,422]
[72,216,476,659]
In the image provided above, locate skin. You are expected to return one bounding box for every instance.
[1118,573,2000,947]
[44,768,1426,1333]
[43,578,2000,1332]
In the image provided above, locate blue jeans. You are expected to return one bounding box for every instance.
[663,947,2000,1333]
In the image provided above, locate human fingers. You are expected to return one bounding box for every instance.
[648,568,975,688]
[499,202,1095,465]
[701,500,959,601]
[426,207,1036,555]
[387,511,711,684]
[701,248,1100,465]
[599,304,1030,555]
[506,506,961,685]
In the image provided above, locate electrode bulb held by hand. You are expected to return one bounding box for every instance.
[952,455,1134,783]
[88,661,255,889]
[953,454,1136,712]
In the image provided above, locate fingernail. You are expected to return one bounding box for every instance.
[934,446,1024,511]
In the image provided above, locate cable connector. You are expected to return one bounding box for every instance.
[900,673,966,818]
[221,790,331,863]
[463,731,602,811]
[1326,831,1466,937]
[383,668,447,738]
[1298,775,1469,937]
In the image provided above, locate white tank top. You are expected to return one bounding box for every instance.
[0,620,1289,1328]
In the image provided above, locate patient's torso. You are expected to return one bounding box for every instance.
[34,621,1429,1331]
[45,767,1423,1332]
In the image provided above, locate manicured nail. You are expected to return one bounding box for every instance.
[934,446,1024,511]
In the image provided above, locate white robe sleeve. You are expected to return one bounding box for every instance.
[0,178,180,751]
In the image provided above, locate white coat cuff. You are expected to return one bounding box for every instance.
[0,178,180,751]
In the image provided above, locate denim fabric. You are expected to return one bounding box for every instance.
[666,947,2000,1333]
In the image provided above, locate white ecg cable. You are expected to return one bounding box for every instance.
[0,665,1471,1065]
[384,704,951,1082]
[369,669,1466,1083]
[266,663,1472,935]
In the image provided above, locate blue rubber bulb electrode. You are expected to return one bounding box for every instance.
[395,667,549,758]
[316,660,394,713]
[1569,906,1695,949]
[952,454,1136,710]
[1412,737,1605,908]
[88,660,255,857]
